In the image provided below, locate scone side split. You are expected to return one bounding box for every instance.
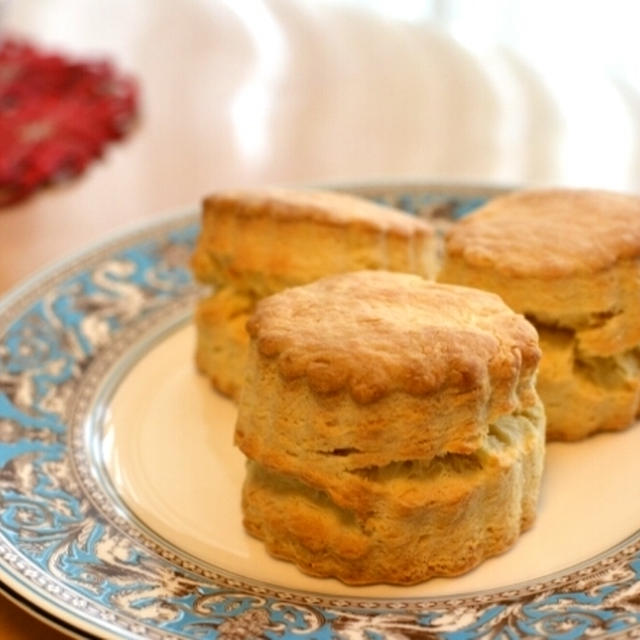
[190,188,438,400]
[438,187,640,440]
[235,270,545,584]
[242,402,545,585]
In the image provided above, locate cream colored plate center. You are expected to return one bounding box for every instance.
[102,323,640,598]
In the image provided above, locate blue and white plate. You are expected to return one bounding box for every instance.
[1,183,640,640]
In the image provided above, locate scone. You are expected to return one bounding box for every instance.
[438,188,640,440]
[236,270,544,584]
[191,188,437,400]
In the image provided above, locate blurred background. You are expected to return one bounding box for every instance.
[2,0,640,292]
[1,0,640,635]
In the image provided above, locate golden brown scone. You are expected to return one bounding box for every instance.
[439,187,640,440]
[235,271,544,583]
[191,188,437,400]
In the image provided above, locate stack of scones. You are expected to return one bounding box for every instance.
[191,186,640,584]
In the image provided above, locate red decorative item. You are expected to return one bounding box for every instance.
[0,38,139,207]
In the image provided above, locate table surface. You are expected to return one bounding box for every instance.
[1,0,640,636]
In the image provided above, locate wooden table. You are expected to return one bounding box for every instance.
[1,0,639,636]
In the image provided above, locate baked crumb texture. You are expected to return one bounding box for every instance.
[191,188,437,400]
[439,187,640,440]
[236,271,545,584]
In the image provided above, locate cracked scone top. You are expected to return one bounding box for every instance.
[439,188,640,440]
[235,270,545,584]
[444,188,640,278]
[236,270,541,486]
[246,269,539,403]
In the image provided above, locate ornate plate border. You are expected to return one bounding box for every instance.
[1,183,640,639]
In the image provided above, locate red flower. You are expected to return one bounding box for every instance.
[0,38,139,206]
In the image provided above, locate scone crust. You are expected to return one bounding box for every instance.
[202,188,433,235]
[246,270,540,403]
[445,188,640,279]
[191,188,437,292]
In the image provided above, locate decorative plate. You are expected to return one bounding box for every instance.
[1,183,640,640]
